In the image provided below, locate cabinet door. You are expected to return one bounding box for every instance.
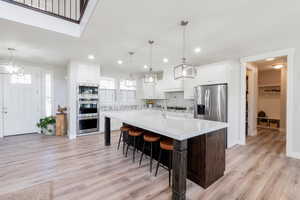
[77,64,100,83]
[143,84,155,99]
[197,64,228,85]
[155,80,165,99]
[161,67,183,91]
[184,79,196,99]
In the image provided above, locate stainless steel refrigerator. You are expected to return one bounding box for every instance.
[194,84,228,146]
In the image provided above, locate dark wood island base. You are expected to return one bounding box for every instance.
[104,117,226,200]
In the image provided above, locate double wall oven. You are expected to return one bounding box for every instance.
[77,83,99,135]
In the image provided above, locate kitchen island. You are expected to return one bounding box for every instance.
[104,110,227,200]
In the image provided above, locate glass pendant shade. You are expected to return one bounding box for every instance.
[144,72,157,84]
[174,60,196,80]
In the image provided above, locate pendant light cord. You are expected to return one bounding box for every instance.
[181,21,188,64]
[149,40,154,72]
[182,24,186,63]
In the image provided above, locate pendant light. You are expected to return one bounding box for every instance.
[173,21,196,79]
[125,52,136,87]
[0,48,24,75]
[144,40,157,84]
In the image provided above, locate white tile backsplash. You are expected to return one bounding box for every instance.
[157,92,193,108]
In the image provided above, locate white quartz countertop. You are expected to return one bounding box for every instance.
[103,110,227,141]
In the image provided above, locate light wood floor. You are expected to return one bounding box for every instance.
[0,129,299,200]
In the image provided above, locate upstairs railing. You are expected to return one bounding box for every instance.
[1,0,89,23]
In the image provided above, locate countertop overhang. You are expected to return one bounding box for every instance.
[103,110,227,140]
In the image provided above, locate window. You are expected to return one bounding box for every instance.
[100,77,115,89]
[10,74,32,84]
[99,77,116,106]
[45,73,52,117]
[120,80,136,90]
[119,79,137,105]
[119,90,137,105]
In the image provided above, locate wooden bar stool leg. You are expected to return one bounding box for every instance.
[139,141,146,167]
[122,132,127,155]
[150,142,153,173]
[169,151,172,187]
[133,136,137,163]
[117,131,123,150]
[155,149,162,176]
[125,136,131,157]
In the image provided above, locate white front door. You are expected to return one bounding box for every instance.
[2,68,41,136]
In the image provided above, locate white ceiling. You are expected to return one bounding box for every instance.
[0,0,299,75]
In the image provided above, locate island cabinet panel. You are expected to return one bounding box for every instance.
[187,128,226,188]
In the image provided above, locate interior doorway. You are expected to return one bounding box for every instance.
[240,49,295,157]
[245,57,287,148]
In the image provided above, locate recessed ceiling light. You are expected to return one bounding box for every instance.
[194,47,202,53]
[144,65,148,69]
[266,57,275,61]
[88,54,95,60]
[163,58,169,63]
[273,64,284,69]
[117,60,123,65]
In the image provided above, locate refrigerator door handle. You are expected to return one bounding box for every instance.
[204,89,210,117]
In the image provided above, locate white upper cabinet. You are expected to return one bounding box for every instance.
[139,81,166,99]
[184,62,229,99]
[76,62,101,83]
[143,84,155,99]
[160,66,183,92]
[154,80,166,99]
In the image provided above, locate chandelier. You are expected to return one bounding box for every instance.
[144,40,157,84]
[173,21,196,79]
[0,48,24,75]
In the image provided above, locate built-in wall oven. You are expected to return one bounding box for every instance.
[77,83,100,135]
[78,116,99,134]
[78,100,99,115]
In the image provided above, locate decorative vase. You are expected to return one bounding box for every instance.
[42,124,56,136]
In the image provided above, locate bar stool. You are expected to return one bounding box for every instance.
[155,138,173,186]
[126,129,143,162]
[118,125,131,154]
[139,132,160,173]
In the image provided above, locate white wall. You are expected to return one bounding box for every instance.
[226,60,242,147]
[280,68,287,132]
[0,75,3,138]
[290,49,300,158]
[246,63,258,136]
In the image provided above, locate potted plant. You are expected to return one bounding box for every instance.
[37,116,56,136]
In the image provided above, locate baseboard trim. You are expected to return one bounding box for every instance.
[237,139,246,145]
[287,151,300,159]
